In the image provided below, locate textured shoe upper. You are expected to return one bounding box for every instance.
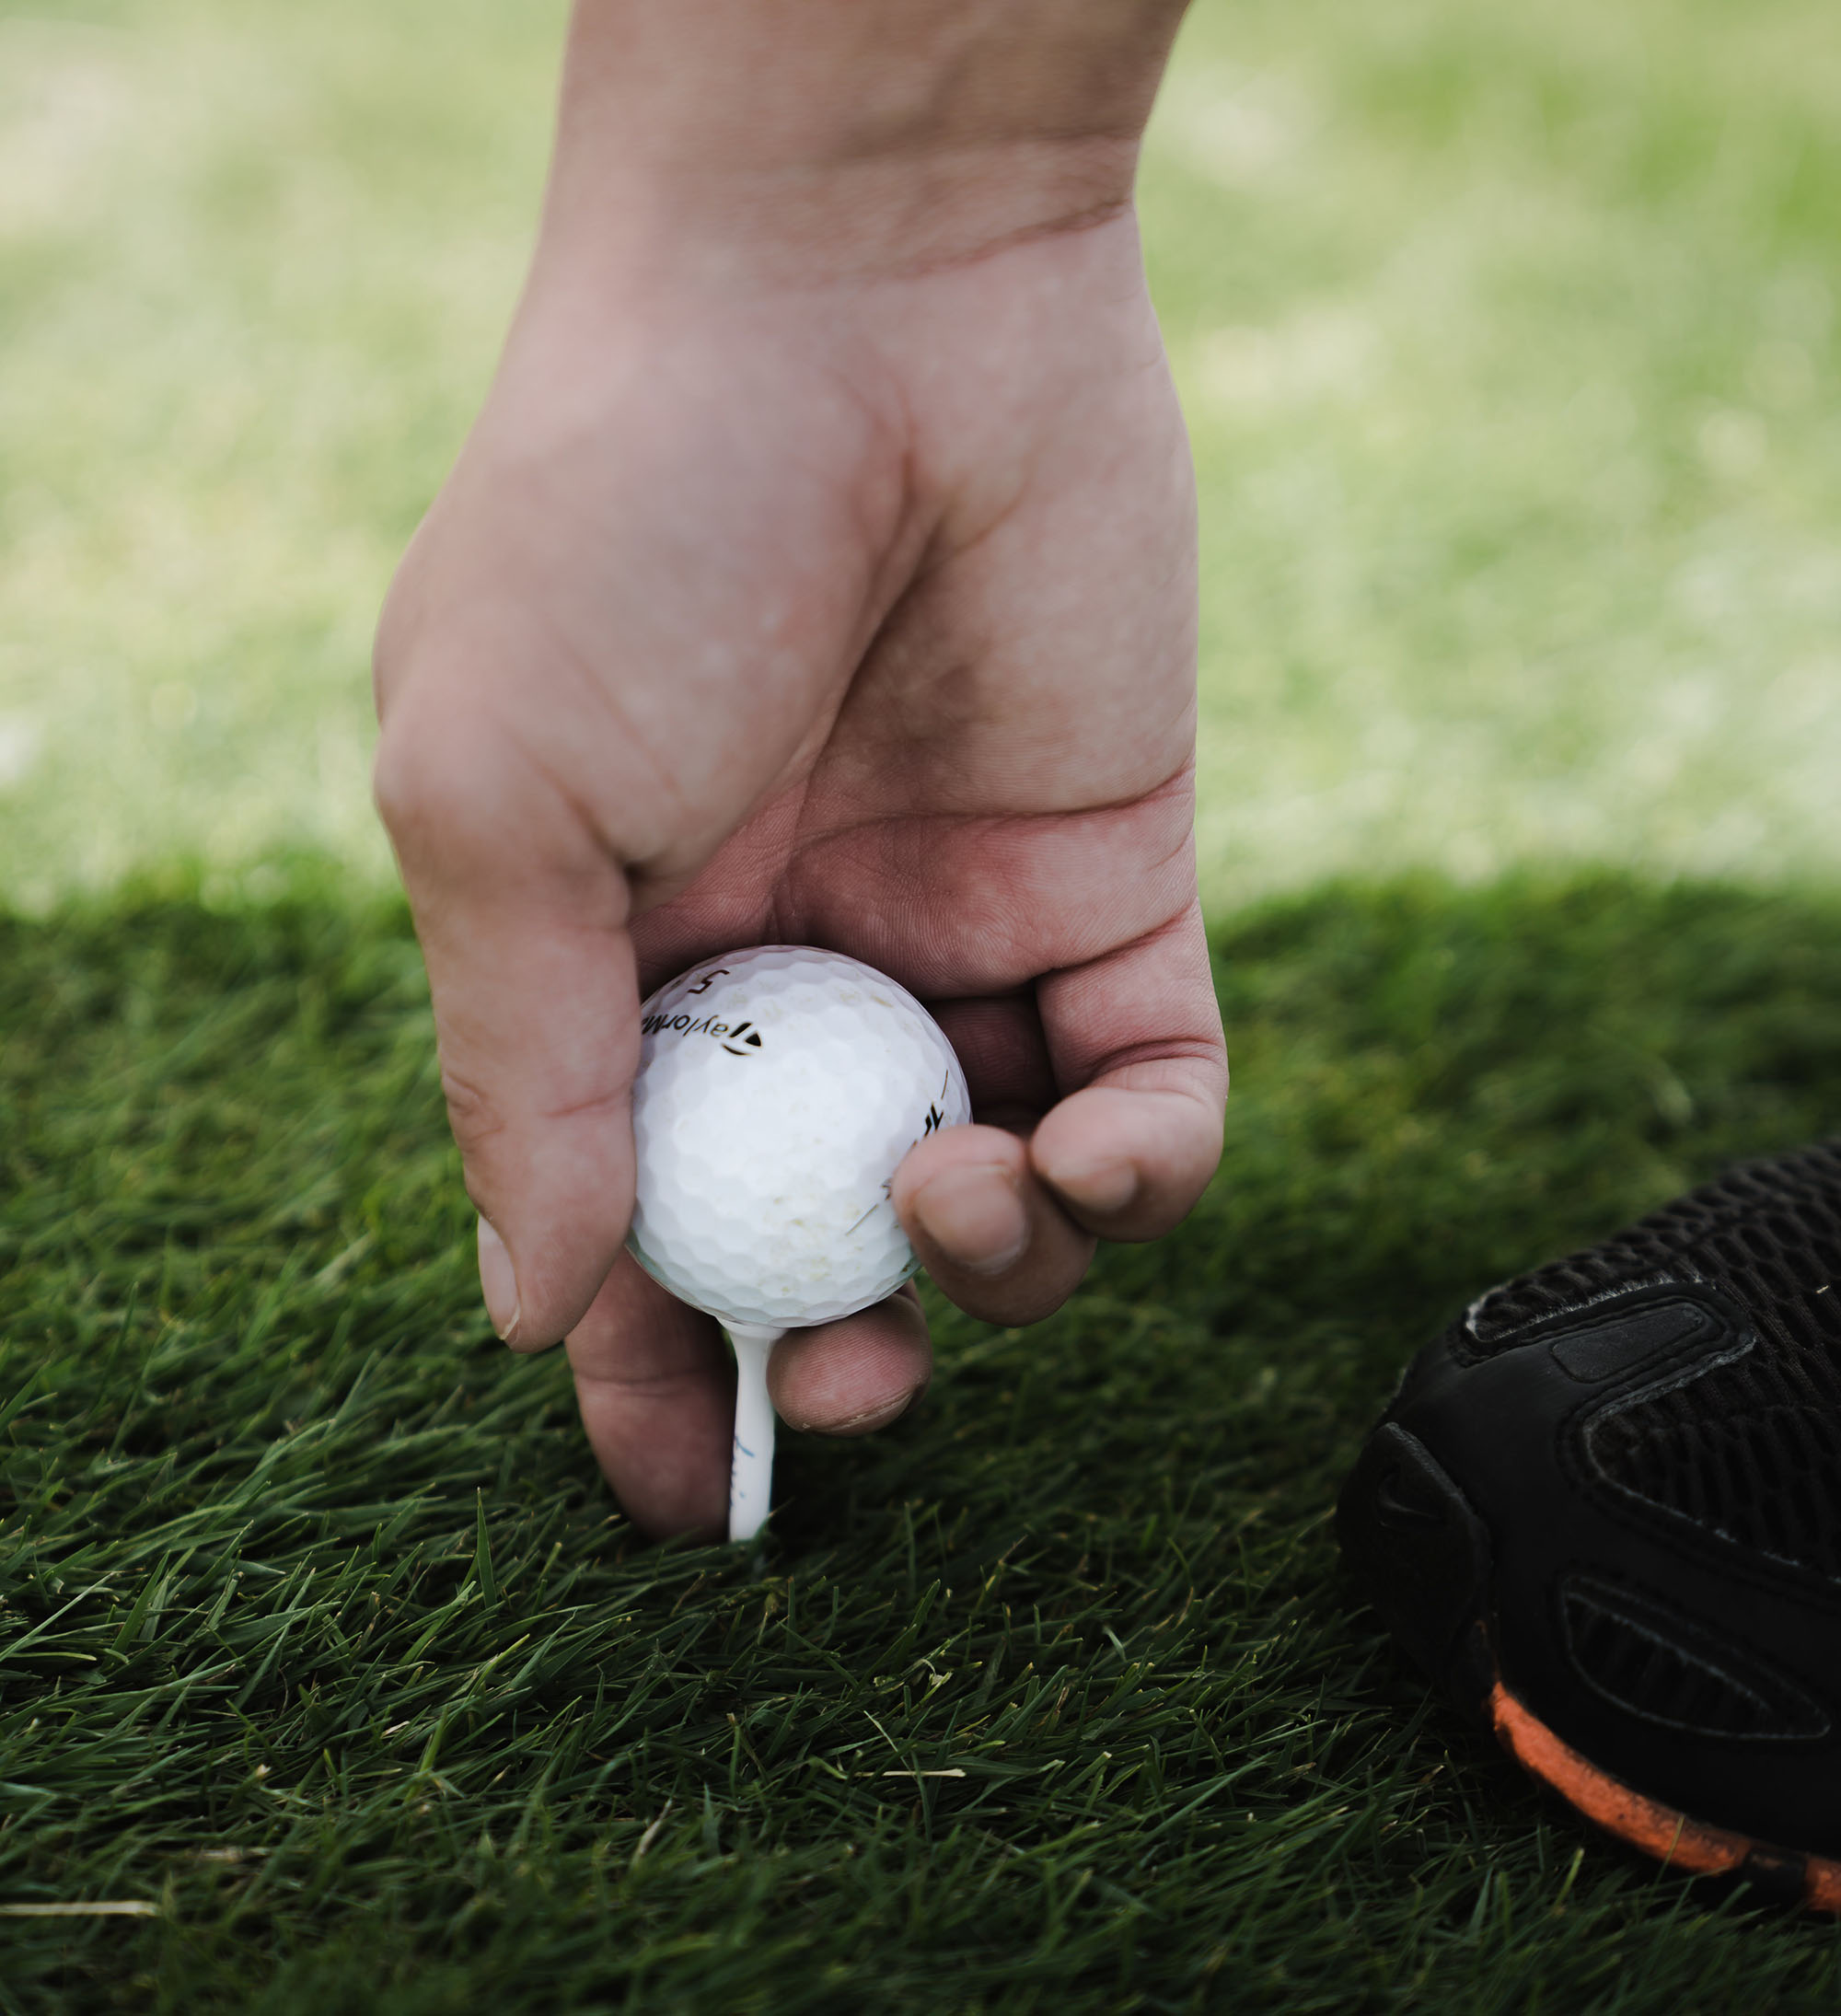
[1341,1141,1841,1858]
[1465,1142,1841,1582]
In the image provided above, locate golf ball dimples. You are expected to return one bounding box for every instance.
[627,946,972,1328]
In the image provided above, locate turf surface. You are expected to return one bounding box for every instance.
[6,873,1841,2011]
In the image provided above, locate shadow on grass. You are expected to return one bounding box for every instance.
[4,868,1841,2012]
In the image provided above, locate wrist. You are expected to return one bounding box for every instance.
[539,0,1189,282]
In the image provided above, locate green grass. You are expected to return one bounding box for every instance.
[6,0,1841,2004]
[3,0,1841,907]
[1145,0,1841,906]
[0,0,563,907]
[6,872,1841,2011]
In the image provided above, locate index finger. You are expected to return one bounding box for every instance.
[375,687,640,1350]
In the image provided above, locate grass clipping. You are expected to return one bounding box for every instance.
[5,875,1841,2012]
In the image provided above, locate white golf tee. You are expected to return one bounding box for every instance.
[725,1324,782,1544]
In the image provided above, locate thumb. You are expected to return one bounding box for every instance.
[375,682,640,1350]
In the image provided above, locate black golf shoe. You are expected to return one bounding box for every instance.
[1338,1141,1841,1909]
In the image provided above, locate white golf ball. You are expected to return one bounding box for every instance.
[627,945,972,1328]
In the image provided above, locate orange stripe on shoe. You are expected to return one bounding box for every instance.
[1488,1682,1753,1880]
[1490,1681,1841,1912]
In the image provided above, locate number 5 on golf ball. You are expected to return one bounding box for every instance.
[626,946,972,1543]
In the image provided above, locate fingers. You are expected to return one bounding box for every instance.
[893,1124,1096,1327]
[375,675,641,1353]
[893,899,1225,1324]
[567,1254,733,1541]
[1033,899,1227,1241]
[1030,1081,1223,1242]
[769,1287,932,1434]
[568,1257,934,1539]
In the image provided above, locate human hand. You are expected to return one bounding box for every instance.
[373,0,1225,1537]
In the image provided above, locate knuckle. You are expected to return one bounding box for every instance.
[439,1062,509,1158]
[372,701,490,847]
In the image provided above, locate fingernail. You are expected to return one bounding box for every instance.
[1048,1159,1140,1218]
[911,1165,1028,1277]
[477,1217,521,1342]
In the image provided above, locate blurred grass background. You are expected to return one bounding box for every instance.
[3,0,1837,911]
